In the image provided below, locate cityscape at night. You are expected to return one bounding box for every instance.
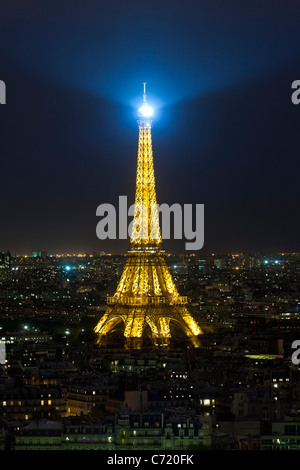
[1,0,300,456]
[0,249,299,450]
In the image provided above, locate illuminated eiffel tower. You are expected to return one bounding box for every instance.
[94,84,203,349]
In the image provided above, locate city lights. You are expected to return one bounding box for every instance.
[0,248,298,450]
[1,0,299,453]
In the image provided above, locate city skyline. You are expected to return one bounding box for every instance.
[1,1,300,453]
[0,232,299,450]
[0,1,300,255]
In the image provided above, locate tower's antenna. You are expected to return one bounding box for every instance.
[143,82,147,103]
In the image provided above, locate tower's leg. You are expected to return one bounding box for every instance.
[180,315,202,348]
[94,313,125,345]
[147,318,160,346]
[94,313,110,335]
[187,333,201,348]
[159,317,171,346]
[181,309,203,336]
[124,309,145,350]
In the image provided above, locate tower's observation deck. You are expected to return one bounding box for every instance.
[94,84,203,348]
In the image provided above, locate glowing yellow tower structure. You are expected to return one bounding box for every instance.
[94,84,203,349]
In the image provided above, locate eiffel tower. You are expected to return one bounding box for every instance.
[94,84,203,349]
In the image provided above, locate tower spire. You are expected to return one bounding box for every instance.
[138,83,153,119]
[131,86,161,249]
[94,85,203,349]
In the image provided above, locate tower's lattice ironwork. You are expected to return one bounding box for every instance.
[94,85,203,348]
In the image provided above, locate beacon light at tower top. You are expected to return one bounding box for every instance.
[138,82,154,118]
[139,102,153,118]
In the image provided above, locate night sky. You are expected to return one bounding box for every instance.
[0,0,299,255]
